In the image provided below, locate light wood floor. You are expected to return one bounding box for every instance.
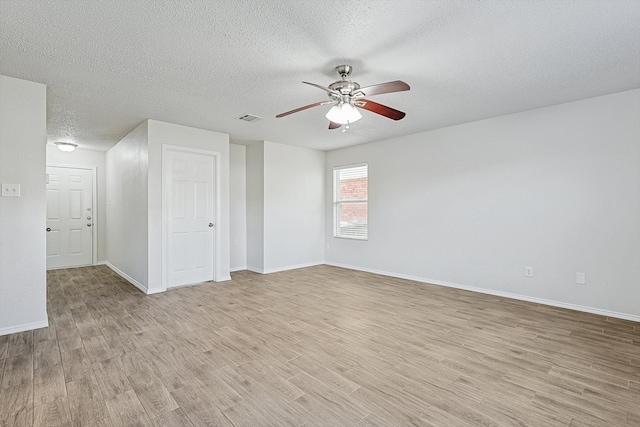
[1,265,639,426]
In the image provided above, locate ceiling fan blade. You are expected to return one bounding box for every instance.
[356,99,406,120]
[276,101,329,118]
[328,121,341,130]
[303,81,340,96]
[355,80,410,97]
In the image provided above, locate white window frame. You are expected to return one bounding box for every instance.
[333,163,368,240]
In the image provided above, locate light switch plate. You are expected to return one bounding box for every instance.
[576,272,586,285]
[1,183,21,197]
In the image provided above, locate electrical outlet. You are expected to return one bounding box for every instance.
[1,183,21,197]
[576,272,586,285]
[525,266,533,278]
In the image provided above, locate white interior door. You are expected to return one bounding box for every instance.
[165,149,216,288]
[46,166,94,269]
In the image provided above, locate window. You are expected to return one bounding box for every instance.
[333,164,368,240]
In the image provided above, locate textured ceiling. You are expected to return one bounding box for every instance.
[1,0,639,152]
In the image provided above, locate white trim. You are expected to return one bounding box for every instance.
[104,261,163,295]
[46,164,99,266]
[161,145,222,291]
[47,264,93,271]
[333,163,368,240]
[325,262,640,323]
[230,266,247,272]
[0,320,49,337]
[248,262,324,275]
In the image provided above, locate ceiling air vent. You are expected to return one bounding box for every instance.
[236,114,262,123]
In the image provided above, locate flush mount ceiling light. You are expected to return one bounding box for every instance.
[55,142,78,152]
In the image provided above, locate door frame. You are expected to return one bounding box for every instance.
[46,164,98,267]
[161,144,221,291]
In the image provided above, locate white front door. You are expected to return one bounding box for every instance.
[164,149,216,288]
[46,166,94,269]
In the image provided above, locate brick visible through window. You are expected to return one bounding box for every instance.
[333,164,368,240]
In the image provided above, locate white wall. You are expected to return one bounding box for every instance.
[106,121,149,290]
[325,89,640,320]
[46,146,107,262]
[147,119,231,291]
[230,144,247,271]
[0,75,48,335]
[263,141,325,272]
[245,141,325,273]
[246,142,264,272]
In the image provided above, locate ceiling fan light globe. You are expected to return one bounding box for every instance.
[325,103,362,125]
[343,103,362,123]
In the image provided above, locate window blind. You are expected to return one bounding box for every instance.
[333,164,368,240]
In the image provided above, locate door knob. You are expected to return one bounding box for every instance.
[208,223,214,227]
[87,223,92,227]
[46,227,51,232]
[87,216,92,220]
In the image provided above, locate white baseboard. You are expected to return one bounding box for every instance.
[247,262,324,275]
[325,262,640,323]
[217,275,232,282]
[0,320,49,337]
[230,266,247,272]
[263,262,324,274]
[47,261,107,271]
[104,262,150,295]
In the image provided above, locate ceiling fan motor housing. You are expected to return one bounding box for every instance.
[328,80,361,97]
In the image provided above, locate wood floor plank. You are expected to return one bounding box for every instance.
[0,353,33,389]
[34,398,73,427]
[0,381,33,425]
[289,354,360,395]
[33,324,57,343]
[67,373,109,427]
[92,357,133,399]
[151,408,195,427]
[288,371,370,424]
[0,406,32,427]
[169,385,235,427]
[105,390,153,427]
[83,336,115,363]
[61,347,93,383]
[5,331,33,358]
[126,363,179,418]
[34,338,62,369]
[34,363,67,406]
[0,335,9,360]
[356,412,400,427]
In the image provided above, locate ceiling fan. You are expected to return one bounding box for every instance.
[275,65,410,131]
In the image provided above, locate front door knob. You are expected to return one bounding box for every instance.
[208,223,214,227]
[46,227,51,232]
